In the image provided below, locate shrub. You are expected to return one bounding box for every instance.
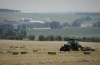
[46,35,55,41]
[28,35,35,40]
[55,36,62,41]
[38,35,46,41]
[63,37,70,41]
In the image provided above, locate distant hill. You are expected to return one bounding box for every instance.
[0,11,100,27]
[0,8,21,13]
[75,12,100,16]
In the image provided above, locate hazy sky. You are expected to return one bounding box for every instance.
[0,0,100,13]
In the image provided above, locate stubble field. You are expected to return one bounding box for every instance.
[0,40,100,65]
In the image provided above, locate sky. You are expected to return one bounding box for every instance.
[0,0,100,13]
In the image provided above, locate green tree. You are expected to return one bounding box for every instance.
[0,28,3,38]
[55,36,62,41]
[38,35,46,41]
[29,35,35,40]
[63,37,70,41]
[46,35,55,41]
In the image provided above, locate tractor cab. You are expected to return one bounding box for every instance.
[68,39,78,46]
[68,39,78,45]
[68,39,79,51]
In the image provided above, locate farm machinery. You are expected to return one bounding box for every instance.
[60,39,95,52]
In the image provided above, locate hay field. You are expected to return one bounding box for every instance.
[0,40,100,65]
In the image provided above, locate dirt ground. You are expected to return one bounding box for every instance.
[0,40,100,65]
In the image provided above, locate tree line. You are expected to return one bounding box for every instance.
[0,29,26,40]
[0,9,21,12]
[0,29,100,42]
[28,35,100,42]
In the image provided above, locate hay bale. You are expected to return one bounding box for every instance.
[84,51,91,55]
[15,46,19,48]
[21,52,27,54]
[12,52,19,55]
[33,50,38,53]
[48,52,56,55]
[10,46,14,48]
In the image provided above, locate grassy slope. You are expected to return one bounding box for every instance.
[27,27,100,39]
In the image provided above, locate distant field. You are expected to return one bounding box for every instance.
[0,12,100,24]
[0,12,100,39]
[0,12,82,24]
[27,27,100,39]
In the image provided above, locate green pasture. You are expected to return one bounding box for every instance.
[27,27,100,39]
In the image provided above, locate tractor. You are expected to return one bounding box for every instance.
[60,39,83,52]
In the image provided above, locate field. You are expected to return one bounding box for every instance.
[0,40,100,65]
[0,12,84,24]
[1,12,100,39]
[27,27,100,39]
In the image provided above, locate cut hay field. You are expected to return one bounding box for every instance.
[0,40,100,65]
